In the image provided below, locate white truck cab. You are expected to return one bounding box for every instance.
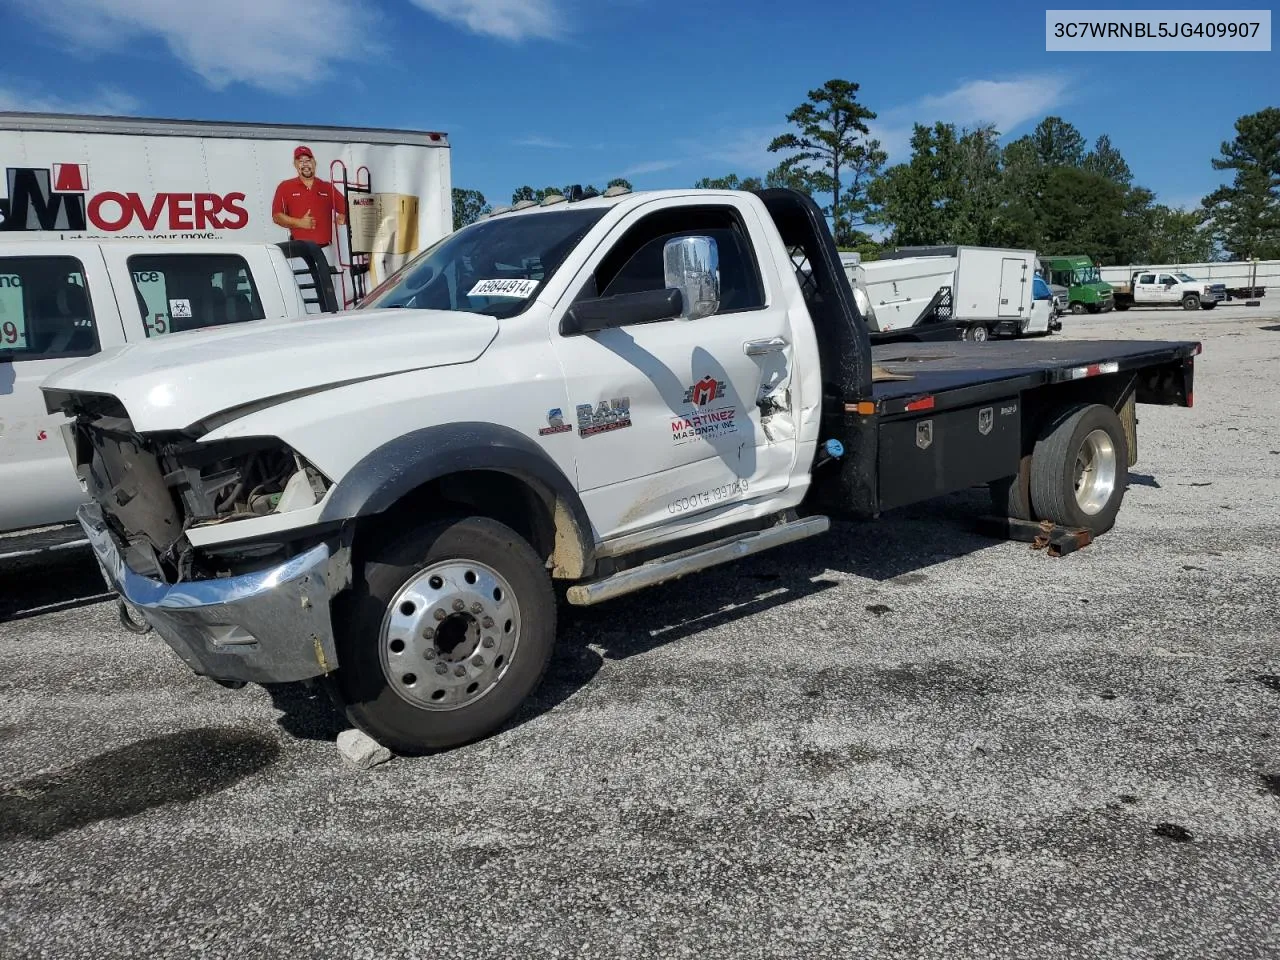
[1,239,335,556]
[1114,270,1226,311]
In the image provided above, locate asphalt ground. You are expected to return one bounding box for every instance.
[2,299,1278,959]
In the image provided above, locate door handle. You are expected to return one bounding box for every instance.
[743,337,789,356]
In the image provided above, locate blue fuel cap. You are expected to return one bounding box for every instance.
[824,439,845,458]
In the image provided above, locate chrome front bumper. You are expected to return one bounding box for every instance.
[79,502,347,684]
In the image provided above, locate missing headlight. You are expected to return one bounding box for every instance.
[161,437,331,526]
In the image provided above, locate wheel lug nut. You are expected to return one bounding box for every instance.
[471,602,483,614]
[423,648,435,659]
[433,609,446,622]
[452,599,465,612]
[472,655,485,667]
[435,663,448,675]
[454,665,466,677]
[423,627,435,640]
[482,637,495,649]
[481,617,494,629]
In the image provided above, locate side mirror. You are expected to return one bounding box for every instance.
[663,235,720,321]
[560,288,682,336]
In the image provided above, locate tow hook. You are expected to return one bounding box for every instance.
[813,438,845,470]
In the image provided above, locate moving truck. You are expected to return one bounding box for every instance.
[45,187,1199,754]
[854,245,1053,342]
[0,112,452,309]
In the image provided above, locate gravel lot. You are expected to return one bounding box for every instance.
[2,301,1278,959]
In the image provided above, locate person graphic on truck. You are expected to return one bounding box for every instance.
[272,145,347,247]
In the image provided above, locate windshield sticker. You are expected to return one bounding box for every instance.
[468,278,538,299]
[168,298,193,319]
[538,408,573,436]
[576,398,631,437]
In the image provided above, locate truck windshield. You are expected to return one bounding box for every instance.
[360,208,607,317]
[1074,267,1102,284]
[1175,272,1198,282]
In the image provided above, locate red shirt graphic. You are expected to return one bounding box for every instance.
[272,177,348,245]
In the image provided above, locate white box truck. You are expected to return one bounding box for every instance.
[852,245,1052,342]
[0,112,452,309]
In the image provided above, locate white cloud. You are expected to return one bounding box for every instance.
[407,0,562,41]
[617,159,681,178]
[872,74,1074,159]
[515,135,571,148]
[15,0,378,93]
[0,85,141,115]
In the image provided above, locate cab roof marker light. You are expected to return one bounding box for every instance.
[602,185,631,197]
[512,200,537,211]
[490,205,512,216]
[540,193,567,206]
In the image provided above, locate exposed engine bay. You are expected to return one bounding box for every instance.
[62,394,330,583]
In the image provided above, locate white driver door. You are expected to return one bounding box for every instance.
[549,197,800,542]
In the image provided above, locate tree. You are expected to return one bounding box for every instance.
[606,178,633,191]
[867,122,1003,247]
[451,188,490,228]
[1145,205,1216,263]
[768,78,886,246]
[1201,107,1280,260]
[693,173,763,191]
[1083,134,1132,186]
[1030,116,1086,168]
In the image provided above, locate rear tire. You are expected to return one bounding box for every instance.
[1182,294,1200,311]
[334,516,556,754]
[964,324,989,342]
[1201,301,1216,310]
[1029,404,1129,535]
[1114,302,1130,312]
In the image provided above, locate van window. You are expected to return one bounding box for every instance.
[127,254,266,337]
[0,256,99,359]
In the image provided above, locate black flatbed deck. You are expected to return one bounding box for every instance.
[869,339,1199,413]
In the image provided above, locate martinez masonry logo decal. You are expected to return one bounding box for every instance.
[671,375,739,445]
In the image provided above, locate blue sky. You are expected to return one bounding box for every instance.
[0,0,1274,212]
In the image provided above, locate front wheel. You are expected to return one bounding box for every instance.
[1070,302,1087,315]
[1182,294,1200,311]
[334,516,556,754]
[1029,404,1129,535]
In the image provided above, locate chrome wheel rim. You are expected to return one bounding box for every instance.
[1074,428,1117,515]
[973,326,988,341]
[380,560,521,712]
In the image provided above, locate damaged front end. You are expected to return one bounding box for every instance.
[59,392,351,684]
[64,393,332,582]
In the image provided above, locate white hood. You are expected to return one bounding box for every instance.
[42,308,499,432]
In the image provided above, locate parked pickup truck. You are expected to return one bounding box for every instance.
[1,239,335,560]
[1110,269,1226,311]
[42,188,1199,754]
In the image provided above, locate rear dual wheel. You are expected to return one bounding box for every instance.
[989,403,1129,535]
